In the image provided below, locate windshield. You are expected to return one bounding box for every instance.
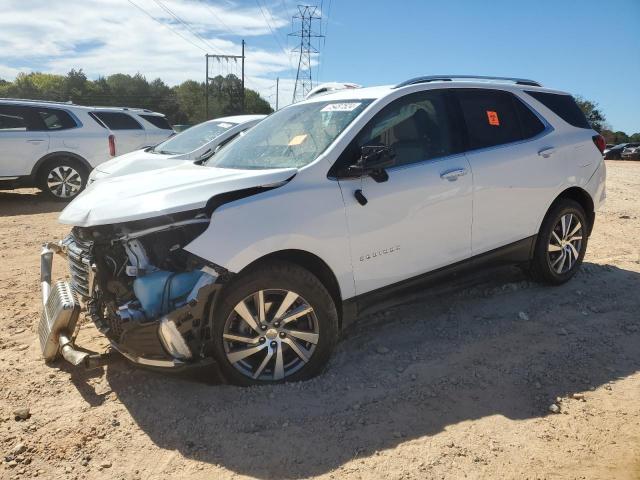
[152,120,237,154]
[207,100,372,169]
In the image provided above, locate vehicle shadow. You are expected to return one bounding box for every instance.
[101,262,640,479]
[0,189,64,216]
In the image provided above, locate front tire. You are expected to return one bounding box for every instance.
[38,157,87,201]
[529,199,589,285]
[210,261,339,386]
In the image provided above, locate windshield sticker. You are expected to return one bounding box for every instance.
[321,102,362,112]
[217,122,233,129]
[288,134,308,146]
[486,110,500,126]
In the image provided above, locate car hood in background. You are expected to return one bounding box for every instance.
[94,148,190,177]
[60,163,297,227]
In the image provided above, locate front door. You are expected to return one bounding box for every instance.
[0,105,49,176]
[336,90,473,296]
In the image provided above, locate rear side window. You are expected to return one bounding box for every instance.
[32,108,77,130]
[0,105,27,131]
[456,89,545,150]
[90,111,143,130]
[524,91,591,129]
[139,114,172,130]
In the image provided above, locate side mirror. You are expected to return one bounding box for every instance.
[348,144,396,182]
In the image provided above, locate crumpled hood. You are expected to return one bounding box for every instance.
[60,163,297,227]
[94,149,186,176]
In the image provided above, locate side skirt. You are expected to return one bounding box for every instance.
[341,235,536,328]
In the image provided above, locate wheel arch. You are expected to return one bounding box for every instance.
[31,151,92,179]
[545,187,595,236]
[239,249,345,328]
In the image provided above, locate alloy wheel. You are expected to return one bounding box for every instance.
[547,213,583,274]
[47,166,82,199]
[222,289,320,381]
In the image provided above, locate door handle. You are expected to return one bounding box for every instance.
[538,147,555,158]
[27,139,44,143]
[440,168,468,181]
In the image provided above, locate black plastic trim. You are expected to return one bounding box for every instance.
[341,235,536,328]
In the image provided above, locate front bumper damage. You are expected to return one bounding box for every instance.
[39,242,106,368]
[39,239,223,370]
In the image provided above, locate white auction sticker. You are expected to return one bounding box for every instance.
[321,102,361,112]
[217,122,233,128]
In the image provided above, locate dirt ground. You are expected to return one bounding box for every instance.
[0,160,639,480]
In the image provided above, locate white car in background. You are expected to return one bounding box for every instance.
[88,115,266,184]
[0,99,173,199]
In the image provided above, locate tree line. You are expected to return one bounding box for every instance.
[573,97,639,144]
[0,69,272,125]
[1,70,637,143]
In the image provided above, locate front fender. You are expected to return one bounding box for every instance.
[184,178,356,300]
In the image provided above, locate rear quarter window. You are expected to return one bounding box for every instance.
[524,91,591,129]
[90,111,143,130]
[139,114,172,130]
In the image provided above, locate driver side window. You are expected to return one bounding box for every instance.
[338,90,458,171]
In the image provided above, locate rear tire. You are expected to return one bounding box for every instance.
[210,260,339,386]
[529,199,589,285]
[38,157,88,201]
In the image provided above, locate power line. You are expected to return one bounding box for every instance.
[126,0,207,53]
[200,1,235,36]
[152,0,221,54]
[255,0,288,58]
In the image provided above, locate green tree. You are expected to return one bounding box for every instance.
[575,96,607,132]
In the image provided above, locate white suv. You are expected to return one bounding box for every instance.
[39,75,606,386]
[0,99,173,200]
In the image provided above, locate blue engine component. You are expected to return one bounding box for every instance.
[133,270,205,319]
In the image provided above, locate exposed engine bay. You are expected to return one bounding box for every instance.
[51,210,231,368]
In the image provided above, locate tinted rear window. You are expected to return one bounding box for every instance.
[524,91,591,129]
[456,89,545,150]
[90,111,143,130]
[32,107,77,130]
[140,114,172,130]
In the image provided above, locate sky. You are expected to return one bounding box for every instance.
[1,0,639,132]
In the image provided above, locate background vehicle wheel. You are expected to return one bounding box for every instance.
[38,157,88,201]
[210,261,339,386]
[529,199,589,285]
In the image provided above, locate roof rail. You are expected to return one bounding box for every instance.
[393,75,542,89]
[0,97,76,105]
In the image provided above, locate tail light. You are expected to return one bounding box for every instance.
[592,134,606,155]
[108,134,116,157]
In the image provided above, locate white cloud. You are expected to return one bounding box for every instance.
[0,0,300,108]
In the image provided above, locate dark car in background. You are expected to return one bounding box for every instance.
[621,145,640,160]
[604,142,640,159]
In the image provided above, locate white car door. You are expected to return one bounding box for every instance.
[0,105,49,176]
[455,89,560,255]
[336,90,473,295]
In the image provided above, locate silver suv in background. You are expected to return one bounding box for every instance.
[0,99,173,200]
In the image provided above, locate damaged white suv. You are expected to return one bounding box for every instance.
[39,75,606,385]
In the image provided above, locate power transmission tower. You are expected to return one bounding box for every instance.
[205,40,245,119]
[290,5,323,103]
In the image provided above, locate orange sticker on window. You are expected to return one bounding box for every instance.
[486,110,500,126]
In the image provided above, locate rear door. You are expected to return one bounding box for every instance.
[138,114,174,145]
[0,105,49,176]
[455,88,557,255]
[90,111,147,154]
[336,89,473,295]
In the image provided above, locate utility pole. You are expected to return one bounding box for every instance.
[275,77,279,111]
[290,5,323,103]
[204,40,246,119]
